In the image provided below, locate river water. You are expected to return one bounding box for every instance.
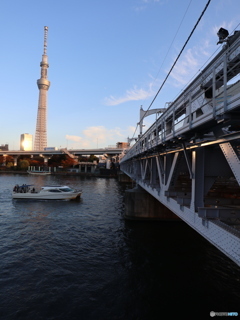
[0,173,240,319]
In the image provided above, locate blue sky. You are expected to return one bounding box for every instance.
[1,0,240,150]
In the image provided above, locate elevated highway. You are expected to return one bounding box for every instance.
[120,30,240,266]
[0,148,124,157]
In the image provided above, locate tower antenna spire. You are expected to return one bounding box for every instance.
[43,26,48,55]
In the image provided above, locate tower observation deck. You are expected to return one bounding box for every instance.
[34,26,50,151]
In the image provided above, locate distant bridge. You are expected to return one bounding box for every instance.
[120,30,240,266]
[0,148,124,166]
[0,148,124,157]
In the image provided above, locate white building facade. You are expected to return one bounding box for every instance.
[20,133,33,151]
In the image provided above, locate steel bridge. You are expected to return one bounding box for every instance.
[120,30,240,266]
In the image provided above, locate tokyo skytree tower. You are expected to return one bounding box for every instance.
[34,26,50,150]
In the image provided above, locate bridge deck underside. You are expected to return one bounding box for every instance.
[121,140,240,266]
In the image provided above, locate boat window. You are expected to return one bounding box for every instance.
[59,188,72,192]
[48,189,61,192]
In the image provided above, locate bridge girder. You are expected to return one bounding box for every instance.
[121,140,240,266]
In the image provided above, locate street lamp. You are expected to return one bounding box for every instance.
[217,27,229,44]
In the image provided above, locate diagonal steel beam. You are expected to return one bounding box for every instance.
[219,142,240,185]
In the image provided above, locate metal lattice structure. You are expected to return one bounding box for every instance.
[120,30,240,266]
[34,26,50,151]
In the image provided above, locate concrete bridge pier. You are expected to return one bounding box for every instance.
[2,155,7,166]
[124,185,180,221]
[43,156,51,166]
[13,156,19,166]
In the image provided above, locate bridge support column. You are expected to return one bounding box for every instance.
[2,155,7,166]
[124,185,179,220]
[13,156,19,167]
[43,156,50,165]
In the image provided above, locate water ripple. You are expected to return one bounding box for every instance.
[0,174,240,319]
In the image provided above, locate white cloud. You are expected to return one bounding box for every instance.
[170,18,239,89]
[134,0,164,12]
[104,84,154,106]
[66,126,132,149]
[170,48,198,86]
[65,135,83,142]
[106,18,238,107]
[169,39,213,87]
[65,135,90,148]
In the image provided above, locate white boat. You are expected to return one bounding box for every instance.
[12,185,82,200]
[27,170,51,175]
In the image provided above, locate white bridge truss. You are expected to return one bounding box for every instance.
[120,30,240,266]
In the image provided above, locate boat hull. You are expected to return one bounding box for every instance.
[27,171,51,175]
[12,192,81,200]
